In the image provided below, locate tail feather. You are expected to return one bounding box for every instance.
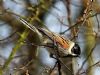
[19,18,37,32]
[19,18,54,41]
[19,18,42,37]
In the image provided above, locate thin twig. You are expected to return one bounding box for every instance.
[58,60,62,75]
[58,58,74,75]
[80,61,100,75]
[77,42,96,75]
[95,14,100,32]
[49,61,58,75]
[60,2,98,35]
[19,59,34,70]
[0,30,17,43]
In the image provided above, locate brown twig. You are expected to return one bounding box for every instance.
[60,0,97,35]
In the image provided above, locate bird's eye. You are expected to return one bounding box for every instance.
[71,43,81,56]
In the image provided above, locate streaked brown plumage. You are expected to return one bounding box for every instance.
[19,18,81,57]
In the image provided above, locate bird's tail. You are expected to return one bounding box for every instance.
[19,18,55,41]
[19,18,42,37]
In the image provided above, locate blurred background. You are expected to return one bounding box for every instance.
[0,0,100,75]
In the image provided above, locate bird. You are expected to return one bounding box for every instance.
[19,18,81,57]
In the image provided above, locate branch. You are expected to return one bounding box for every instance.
[77,41,97,75]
